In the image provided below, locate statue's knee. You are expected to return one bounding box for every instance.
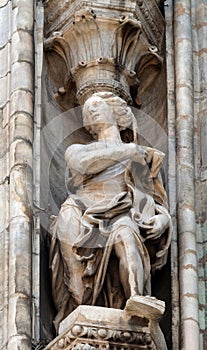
[115,229,136,245]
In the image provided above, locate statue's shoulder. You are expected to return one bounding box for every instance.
[66,143,85,152]
[65,143,85,160]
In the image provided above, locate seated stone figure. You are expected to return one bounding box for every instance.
[49,92,172,332]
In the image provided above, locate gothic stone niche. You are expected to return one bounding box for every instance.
[42,0,171,349]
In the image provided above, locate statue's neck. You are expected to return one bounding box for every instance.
[97,125,122,143]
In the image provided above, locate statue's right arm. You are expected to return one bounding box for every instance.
[65,143,146,175]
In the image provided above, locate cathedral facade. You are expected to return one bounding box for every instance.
[0,1,206,349]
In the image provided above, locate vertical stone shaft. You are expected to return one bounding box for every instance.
[192,1,207,347]
[32,1,44,342]
[0,1,12,348]
[165,2,180,349]
[174,1,200,349]
[7,1,34,349]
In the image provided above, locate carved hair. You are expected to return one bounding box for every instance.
[82,92,138,142]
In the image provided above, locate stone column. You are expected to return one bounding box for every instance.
[165,2,180,349]
[174,0,200,349]
[191,0,207,348]
[0,1,12,347]
[0,0,34,349]
[32,1,44,343]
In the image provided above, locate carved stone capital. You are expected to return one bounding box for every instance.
[44,6,163,108]
[44,0,165,51]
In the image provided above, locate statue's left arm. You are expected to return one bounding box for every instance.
[143,147,171,239]
[138,146,172,270]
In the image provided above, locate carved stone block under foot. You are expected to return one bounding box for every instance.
[45,296,167,350]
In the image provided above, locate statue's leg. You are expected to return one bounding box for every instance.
[59,241,86,304]
[113,228,144,299]
[56,203,86,305]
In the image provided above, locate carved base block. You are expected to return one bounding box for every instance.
[45,297,167,350]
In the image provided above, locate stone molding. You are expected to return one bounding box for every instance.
[44,0,164,52]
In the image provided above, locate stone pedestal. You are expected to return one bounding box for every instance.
[45,296,167,350]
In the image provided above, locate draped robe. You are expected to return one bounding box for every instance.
[49,145,172,331]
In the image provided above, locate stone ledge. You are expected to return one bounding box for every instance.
[45,297,167,350]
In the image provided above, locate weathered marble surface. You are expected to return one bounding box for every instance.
[0,0,34,349]
[45,298,167,350]
[48,93,172,335]
[44,0,165,110]
[0,0,206,349]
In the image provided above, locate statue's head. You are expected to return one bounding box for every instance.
[82,92,137,140]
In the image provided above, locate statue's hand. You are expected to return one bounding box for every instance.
[143,214,170,239]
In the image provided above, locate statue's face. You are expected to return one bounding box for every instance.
[83,96,115,131]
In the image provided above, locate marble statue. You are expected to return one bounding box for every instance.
[49,92,172,332]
